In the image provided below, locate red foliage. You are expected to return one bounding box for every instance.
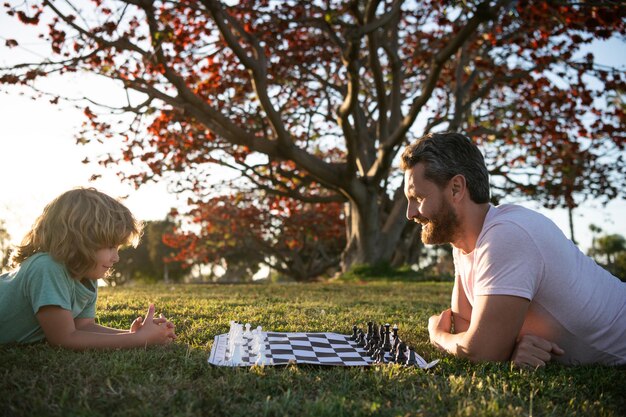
[164,191,346,281]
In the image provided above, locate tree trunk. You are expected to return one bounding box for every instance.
[340,185,416,271]
[568,206,577,245]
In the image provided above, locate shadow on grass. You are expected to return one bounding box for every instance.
[337,262,453,283]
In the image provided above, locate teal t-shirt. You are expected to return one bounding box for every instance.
[0,253,98,344]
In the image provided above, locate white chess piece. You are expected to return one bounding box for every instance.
[243,323,252,338]
[229,339,243,366]
[255,342,271,366]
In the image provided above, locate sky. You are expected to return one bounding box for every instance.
[0,9,625,254]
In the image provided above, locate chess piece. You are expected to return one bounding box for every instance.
[405,347,419,366]
[395,342,407,364]
[391,334,401,356]
[229,339,243,365]
[363,335,372,351]
[376,347,386,364]
[366,331,378,357]
[366,321,374,343]
[243,323,252,338]
[356,329,366,347]
[372,347,380,363]
[254,339,270,366]
[350,325,358,341]
[383,323,392,352]
[391,324,399,343]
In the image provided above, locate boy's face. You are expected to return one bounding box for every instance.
[86,247,120,280]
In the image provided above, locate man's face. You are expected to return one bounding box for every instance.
[404,163,459,245]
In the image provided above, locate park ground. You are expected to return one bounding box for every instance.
[1,280,625,417]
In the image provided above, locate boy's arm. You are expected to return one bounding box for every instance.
[37,304,176,350]
[74,315,173,334]
[74,319,128,334]
[428,294,529,362]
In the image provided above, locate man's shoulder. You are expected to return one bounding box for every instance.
[486,204,554,230]
[481,204,570,253]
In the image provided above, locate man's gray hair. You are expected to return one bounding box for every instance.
[401,132,490,204]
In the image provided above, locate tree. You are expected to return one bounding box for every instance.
[595,233,626,268]
[163,190,346,281]
[108,218,185,285]
[613,252,626,282]
[0,220,12,273]
[587,227,626,281]
[2,1,624,270]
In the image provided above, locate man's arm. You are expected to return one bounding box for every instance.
[451,273,471,333]
[37,304,176,350]
[429,294,529,362]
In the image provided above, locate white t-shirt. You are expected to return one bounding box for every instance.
[453,204,626,365]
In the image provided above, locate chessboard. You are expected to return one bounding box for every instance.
[208,329,438,369]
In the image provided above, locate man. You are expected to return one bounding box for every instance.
[401,132,626,367]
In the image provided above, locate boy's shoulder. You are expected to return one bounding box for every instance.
[21,253,68,277]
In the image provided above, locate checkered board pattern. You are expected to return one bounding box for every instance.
[208,331,438,368]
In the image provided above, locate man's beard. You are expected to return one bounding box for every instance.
[419,200,459,245]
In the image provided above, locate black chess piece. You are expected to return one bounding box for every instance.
[395,342,407,364]
[372,347,382,364]
[383,323,392,352]
[366,321,374,343]
[392,324,399,342]
[368,332,379,357]
[367,340,377,357]
[377,347,387,364]
[363,334,372,351]
[406,347,419,366]
[391,334,401,356]
[356,329,366,347]
[350,325,358,341]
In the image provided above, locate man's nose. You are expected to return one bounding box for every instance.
[111,249,120,263]
[406,201,419,220]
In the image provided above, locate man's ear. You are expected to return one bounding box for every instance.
[450,174,466,201]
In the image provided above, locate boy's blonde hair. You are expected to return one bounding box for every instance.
[12,188,143,279]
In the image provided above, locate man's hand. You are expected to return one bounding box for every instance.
[511,334,564,369]
[428,309,453,351]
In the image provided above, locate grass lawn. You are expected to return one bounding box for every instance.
[1,281,624,417]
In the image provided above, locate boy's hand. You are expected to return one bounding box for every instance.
[130,311,175,333]
[133,304,177,345]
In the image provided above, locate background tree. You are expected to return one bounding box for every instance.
[0,220,11,273]
[587,226,626,281]
[613,252,626,282]
[594,234,626,269]
[164,190,346,281]
[108,218,185,285]
[2,1,624,271]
